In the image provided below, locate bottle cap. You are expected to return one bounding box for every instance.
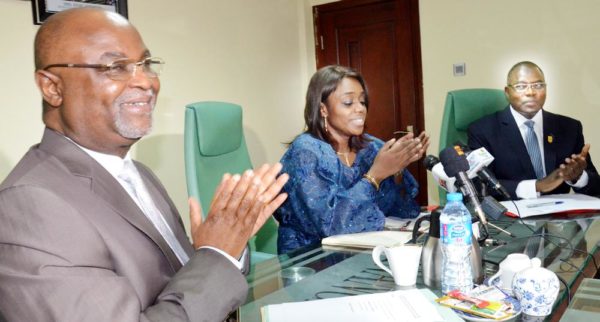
[446,192,463,202]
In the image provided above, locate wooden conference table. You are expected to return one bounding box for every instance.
[239,213,600,321]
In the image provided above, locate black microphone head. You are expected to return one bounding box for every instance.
[439,146,470,177]
[423,155,440,170]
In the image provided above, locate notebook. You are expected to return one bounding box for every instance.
[321,230,413,249]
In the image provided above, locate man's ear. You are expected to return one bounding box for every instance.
[35,70,63,108]
[319,102,328,118]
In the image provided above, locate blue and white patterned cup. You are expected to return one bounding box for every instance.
[512,264,559,316]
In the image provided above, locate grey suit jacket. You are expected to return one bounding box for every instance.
[0,128,248,322]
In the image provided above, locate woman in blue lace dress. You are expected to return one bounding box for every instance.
[275,65,430,254]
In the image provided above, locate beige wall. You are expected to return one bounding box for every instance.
[1,0,599,231]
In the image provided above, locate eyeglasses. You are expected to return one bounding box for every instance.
[42,57,165,81]
[508,82,546,92]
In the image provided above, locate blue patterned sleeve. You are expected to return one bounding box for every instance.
[278,138,385,239]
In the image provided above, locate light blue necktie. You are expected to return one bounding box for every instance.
[119,160,190,264]
[524,120,545,179]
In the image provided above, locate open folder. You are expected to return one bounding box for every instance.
[321,230,413,249]
[501,193,600,218]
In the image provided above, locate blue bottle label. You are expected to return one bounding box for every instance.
[441,222,472,245]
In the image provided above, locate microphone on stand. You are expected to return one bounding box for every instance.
[423,155,457,193]
[457,143,512,200]
[439,146,488,226]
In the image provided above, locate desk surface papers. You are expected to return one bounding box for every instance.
[321,230,413,249]
[261,288,454,322]
[501,193,600,218]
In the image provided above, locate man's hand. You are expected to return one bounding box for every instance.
[536,168,564,193]
[558,144,590,182]
[188,163,288,259]
[536,144,591,192]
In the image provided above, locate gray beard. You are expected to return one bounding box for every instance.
[114,111,153,139]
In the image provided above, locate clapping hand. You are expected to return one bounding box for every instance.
[369,132,428,182]
[188,163,288,258]
[559,144,590,182]
[536,144,590,193]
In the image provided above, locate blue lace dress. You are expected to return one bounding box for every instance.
[275,133,420,254]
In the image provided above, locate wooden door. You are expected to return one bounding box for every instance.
[314,0,427,204]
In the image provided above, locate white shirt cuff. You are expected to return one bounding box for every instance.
[516,179,540,199]
[198,246,245,270]
[567,170,589,188]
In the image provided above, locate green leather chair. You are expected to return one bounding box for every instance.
[437,88,508,202]
[184,101,278,264]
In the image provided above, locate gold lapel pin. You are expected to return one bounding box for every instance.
[548,135,553,144]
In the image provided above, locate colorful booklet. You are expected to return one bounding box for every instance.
[435,285,519,320]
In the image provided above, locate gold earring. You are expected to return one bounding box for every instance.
[323,115,329,133]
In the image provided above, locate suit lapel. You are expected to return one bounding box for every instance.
[135,162,194,256]
[542,111,557,173]
[498,108,537,176]
[39,129,183,272]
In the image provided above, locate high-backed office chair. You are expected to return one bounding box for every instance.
[184,101,278,264]
[437,88,508,202]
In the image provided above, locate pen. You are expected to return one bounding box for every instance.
[526,201,564,208]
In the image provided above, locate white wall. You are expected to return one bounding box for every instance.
[1,0,599,229]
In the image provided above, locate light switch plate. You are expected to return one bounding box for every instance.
[453,63,466,76]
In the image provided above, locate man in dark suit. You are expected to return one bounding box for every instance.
[468,61,600,200]
[0,8,288,322]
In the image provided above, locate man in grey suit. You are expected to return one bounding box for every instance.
[0,8,288,322]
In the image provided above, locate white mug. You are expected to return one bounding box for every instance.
[372,244,422,287]
[487,253,541,294]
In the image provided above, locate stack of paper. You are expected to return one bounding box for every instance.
[261,288,457,322]
[501,193,600,218]
[321,230,412,249]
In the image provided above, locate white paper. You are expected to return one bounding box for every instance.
[500,193,600,218]
[385,212,430,231]
[261,289,447,322]
[322,230,412,249]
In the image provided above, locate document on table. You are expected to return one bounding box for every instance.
[321,230,412,249]
[385,212,430,231]
[501,193,600,218]
[261,288,452,322]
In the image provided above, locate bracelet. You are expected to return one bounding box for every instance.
[363,173,380,191]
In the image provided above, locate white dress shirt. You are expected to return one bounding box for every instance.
[71,141,244,270]
[510,106,588,199]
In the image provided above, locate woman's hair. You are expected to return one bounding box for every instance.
[303,65,370,151]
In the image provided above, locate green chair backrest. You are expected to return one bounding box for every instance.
[438,88,508,202]
[184,101,278,259]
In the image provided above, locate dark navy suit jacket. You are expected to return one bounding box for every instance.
[467,106,600,199]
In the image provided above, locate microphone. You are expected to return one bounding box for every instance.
[458,144,511,200]
[439,146,488,226]
[423,155,457,193]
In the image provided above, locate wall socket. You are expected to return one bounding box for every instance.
[453,63,466,76]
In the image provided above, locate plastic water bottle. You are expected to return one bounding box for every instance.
[440,192,473,294]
